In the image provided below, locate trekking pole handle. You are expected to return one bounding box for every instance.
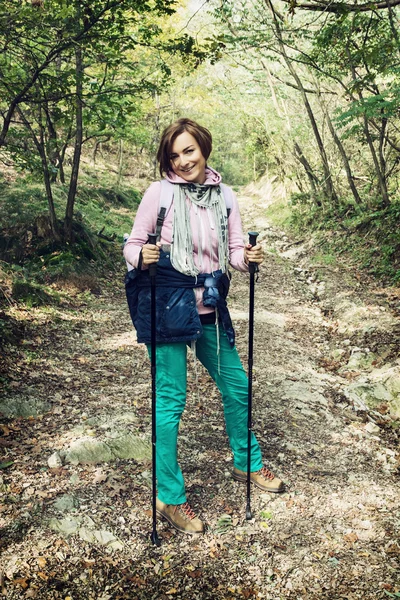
[147,232,158,245]
[147,232,158,277]
[248,231,259,274]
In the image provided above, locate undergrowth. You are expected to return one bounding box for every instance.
[268,194,400,285]
[0,174,141,313]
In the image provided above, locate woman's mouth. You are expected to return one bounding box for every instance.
[181,165,195,173]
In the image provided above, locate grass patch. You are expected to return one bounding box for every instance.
[281,194,400,285]
[0,176,140,236]
[0,173,142,311]
[265,198,292,228]
[311,252,338,266]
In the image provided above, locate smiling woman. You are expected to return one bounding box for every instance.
[168,131,207,184]
[156,118,212,183]
[123,117,283,537]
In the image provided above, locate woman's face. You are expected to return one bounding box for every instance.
[169,131,207,184]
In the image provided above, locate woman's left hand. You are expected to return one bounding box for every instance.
[244,242,264,265]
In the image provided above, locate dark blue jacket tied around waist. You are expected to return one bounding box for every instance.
[125,249,235,347]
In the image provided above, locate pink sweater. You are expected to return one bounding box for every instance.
[123,167,249,314]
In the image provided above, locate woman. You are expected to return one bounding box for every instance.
[124,118,284,535]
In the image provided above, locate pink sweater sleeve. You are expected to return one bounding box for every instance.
[123,182,161,268]
[227,190,249,273]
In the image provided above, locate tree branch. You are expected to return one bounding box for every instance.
[280,0,400,12]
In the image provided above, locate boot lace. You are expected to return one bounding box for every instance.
[175,502,197,521]
[259,466,275,481]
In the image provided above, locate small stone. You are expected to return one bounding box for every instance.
[359,520,373,530]
[53,494,79,513]
[48,452,63,468]
[365,422,381,435]
[49,517,81,535]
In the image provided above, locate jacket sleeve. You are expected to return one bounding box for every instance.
[123,182,161,268]
[227,188,249,273]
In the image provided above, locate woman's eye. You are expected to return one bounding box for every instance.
[185,149,194,154]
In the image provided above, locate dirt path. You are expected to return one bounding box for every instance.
[1,193,399,599]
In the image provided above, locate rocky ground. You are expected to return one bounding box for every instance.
[0,192,399,599]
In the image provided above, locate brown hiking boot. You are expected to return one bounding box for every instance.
[233,466,285,493]
[156,498,205,535]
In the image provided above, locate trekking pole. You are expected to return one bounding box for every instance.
[147,232,161,547]
[246,231,259,520]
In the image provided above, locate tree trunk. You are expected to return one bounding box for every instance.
[44,107,65,183]
[64,45,83,242]
[153,92,160,179]
[293,141,320,204]
[92,140,100,166]
[117,138,123,188]
[346,47,389,207]
[268,71,320,204]
[316,88,362,205]
[17,107,60,240]
[265,0,338,205]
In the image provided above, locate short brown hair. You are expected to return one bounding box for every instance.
[156,118,212,177]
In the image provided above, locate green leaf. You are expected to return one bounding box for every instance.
[0,461,14,469]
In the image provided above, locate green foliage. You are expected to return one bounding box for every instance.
[215,514,233,535]
[0,0,212,238]
[265,199,293,229]
[260,510,273,519]
[0,172,140,304]
[11,279,58,307]
[0,177,139,244]
[287,196,400,284]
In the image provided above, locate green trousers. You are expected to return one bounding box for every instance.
[147,324,263,505]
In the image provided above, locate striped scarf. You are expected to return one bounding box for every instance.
[170,182,229,277]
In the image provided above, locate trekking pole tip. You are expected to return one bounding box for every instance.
[246,504,253,520]
[150,530,161,546]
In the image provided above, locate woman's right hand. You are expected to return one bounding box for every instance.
[141,243,160,266]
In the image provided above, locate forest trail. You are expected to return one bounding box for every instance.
[1,192,399,600]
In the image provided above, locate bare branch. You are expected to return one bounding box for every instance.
[280,0,400,13]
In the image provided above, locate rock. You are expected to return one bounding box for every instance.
[346,381,391,409]
[48,452,63,468]
[345,351,377,371]
[365,422,381,435]
[92,530,124,550]
[53,494,79,513]
[107,433,151,461]
[344,366,400,418]
[65,439,114,465]
[49,517,81,535]
[0,396,51,418]
[281,381,328,408]
[49,517,123,550]
[78,526,97,544]
[64,432,151,466]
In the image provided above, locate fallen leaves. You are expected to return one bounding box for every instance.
[93,468,108,484]
[1,220,400,600]
[11,577,29,589]
[344,532,359,545]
